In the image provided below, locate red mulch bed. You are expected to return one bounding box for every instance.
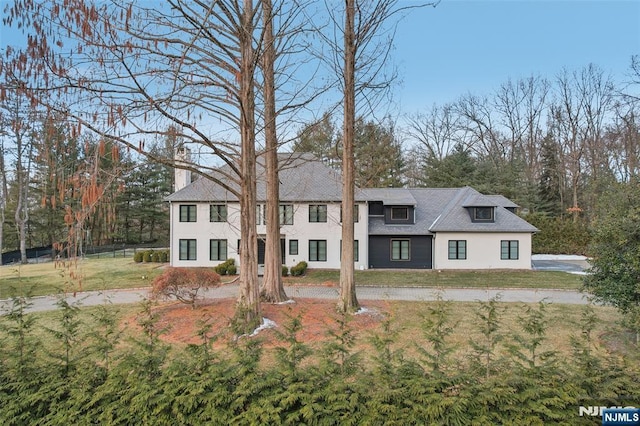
[141,297,390,347]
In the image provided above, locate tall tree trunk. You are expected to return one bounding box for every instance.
[236,0,261,332]
[338,0,359,313]
[261,0,288,303]
[0,142,7,266]
[15,133,32,264]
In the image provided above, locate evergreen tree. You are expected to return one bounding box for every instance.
[420,143,477,188]
[583,179,640,344]
[537,134,563,216]
[116,153,171,244]
[293,112,340,166]
[30,116,82,249]
[353,117,405,188]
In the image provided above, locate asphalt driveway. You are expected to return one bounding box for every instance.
[2,283,592,314]
[1,254,593,313]
[531,254,589,274]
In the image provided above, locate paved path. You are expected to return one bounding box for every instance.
[1,284,593,314]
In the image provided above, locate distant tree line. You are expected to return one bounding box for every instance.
[298,62,639,222]
[0,113,173,261]
[294,61,640,255]
[2,59,640,260]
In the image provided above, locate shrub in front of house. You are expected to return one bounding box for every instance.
[215,258,236,275]
[290,261,307,276]
[142,250,154,263]
[159,250,169,263]
[151,267,221,309]
[282,265,289,277]
[226,263,237,275]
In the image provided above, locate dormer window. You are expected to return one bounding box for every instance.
[391,207,409,220]
[473,207,494,222]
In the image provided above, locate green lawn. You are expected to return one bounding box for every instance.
[285,268,583,289]
[9,300,625,362]
[1,257,583,299]
[0,257,164,299]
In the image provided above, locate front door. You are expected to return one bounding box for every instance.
[257,237,286,265]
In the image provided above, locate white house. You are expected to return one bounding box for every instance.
[165,153,538,270]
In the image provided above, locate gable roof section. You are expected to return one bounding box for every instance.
[363,187,537,235]
[429,187,537,233]
[166,153,367,203]
[364,188,459,235]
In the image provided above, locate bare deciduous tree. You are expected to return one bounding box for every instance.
[2,0,266,329]
[259,0,288,303]
[0,92,36,264]
[321,0,439,312]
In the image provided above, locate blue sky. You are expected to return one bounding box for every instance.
[392,0,640,113]
[1,0,638,120]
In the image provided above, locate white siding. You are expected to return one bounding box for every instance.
[170,201,368,270]
[432,232,533,270]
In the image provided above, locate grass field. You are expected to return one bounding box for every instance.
[0,257,165,299]
[1,256,583,299]
[285,268,583,289]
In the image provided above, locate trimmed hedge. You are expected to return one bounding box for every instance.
[526,213,591,255]
[133,249,170,263]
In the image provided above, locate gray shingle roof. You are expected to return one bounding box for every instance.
[166,155,537,234]
[365,187,537,235]
[361,188,417,206]
[429,187,538,233]
[165,153,366,203]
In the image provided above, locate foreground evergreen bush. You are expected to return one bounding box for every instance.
[0,298,638,425]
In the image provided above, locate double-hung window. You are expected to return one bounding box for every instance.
[309,204,327,222]
[501,240,519,260]
[210,239,227,261]
[279,204,294,225]
[448,240,467,260]
[210,204,227,222]
[179,205,197,222]
[309,240,327,262]
[179,239,197,260]
[391,239,410,261]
